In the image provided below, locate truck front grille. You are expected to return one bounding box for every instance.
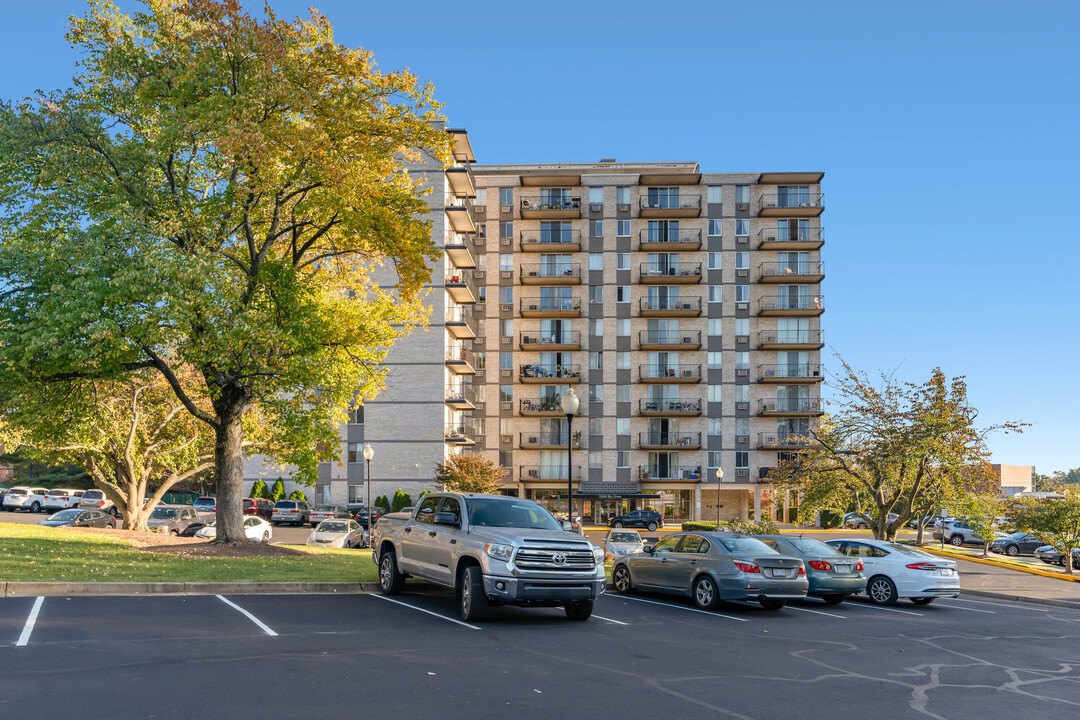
[514,546,595,570]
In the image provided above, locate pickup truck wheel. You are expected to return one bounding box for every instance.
[460,565,489,622]
[379,551,405,595]
[565,601,593,621]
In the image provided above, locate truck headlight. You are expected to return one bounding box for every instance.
[484,543,514,562]
[592,547,605,563]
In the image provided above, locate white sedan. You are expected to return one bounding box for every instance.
[195,516,273,543]
[306,519,366,549]
[826,538,959,606]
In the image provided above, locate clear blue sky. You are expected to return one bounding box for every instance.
[3,1,1078,474]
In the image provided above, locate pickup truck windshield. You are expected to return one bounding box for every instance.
[466,499,563,531]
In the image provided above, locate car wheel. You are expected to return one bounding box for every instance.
[460,565,489,622]
[693,575,719,610]
[379,551,405,595]
[821,594,846,605]
[612,521,624,528]
[612,564,633,594]
[1005,545,1019,556]
[759,598,786,611]
[30,502,40,513]
[949,535,964,547]
[108,521,116,529]
[261,531,270,543]
[867,575,898,605]
[911,597,936,605]
[646,522,658,532]
[565,601,594,621]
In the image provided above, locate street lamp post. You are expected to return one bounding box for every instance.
[715,467,724,527]
[561,387,580,529]
[362,442,374,548]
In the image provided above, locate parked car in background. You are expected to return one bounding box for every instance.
[1034,545,1080,569]
[306,519,365,548]
[42,489,86,511]
[271,499,312,526]
[78,489,118,515]
[0,485,9,507]
[243,498,274,520]
[932,520,987,547]
[757,535,865,604]
[611,532,807,611]
[352,505,388,529]
[308,504,351,527]
[193,496,217,513]
[826,539,959,605]
[989,532,1044,557]
[843,512,898,529]
[601,529,644,561]
[39,508,117,528]
[195,516,273,542]
[608,510,664,531]
[146,505,202,535]
[3,487,50,513]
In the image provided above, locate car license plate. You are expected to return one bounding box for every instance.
[835,564,851,573]
[940,568,953,576]
[769,569,788,578]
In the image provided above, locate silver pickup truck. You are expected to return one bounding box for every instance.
[373,492,606,622]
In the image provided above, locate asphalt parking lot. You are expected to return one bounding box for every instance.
[3,586,1079,720]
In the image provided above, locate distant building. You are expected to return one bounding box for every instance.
[992,464,1033,495]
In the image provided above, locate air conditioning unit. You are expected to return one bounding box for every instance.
[735,335,748,344]
[683,337,692,344]
[474,369,484,378]
[501,237,510,246]
[528,304,538,311]
[501,337,510,344]
[527,469,538,478]
[736,203,748,211]
[472,205,486,214]
[765,234,777,241]
[736,402,749,411]
[589,203,603,212]
[736,435,749,443]
[528,271,538,277]
[765,369,776,377]
[736,269,748,277]
[500,435,512,444]
[736,368,748,377]
[617,203,630,212]
[500,205,512,214]
[500,270,512,279]
[500,369,511,377]
[737,236,748,243]
[500,402,511,411]
[736,302,748,311]
[528,436,538,444]
[737,469,749,478]
[501,303,512,312]
[682,369,694,378]
[682,302,692,309]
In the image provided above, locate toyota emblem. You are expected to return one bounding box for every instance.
[552,553,567,565]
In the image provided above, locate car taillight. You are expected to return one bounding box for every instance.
[906,562,938,571]
[797,566,806,575]
[855,561,864,572]
[807,560,832,571]
[733,560,760,573]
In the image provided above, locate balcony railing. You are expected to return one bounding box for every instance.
[639,296,702,313]
[519,263,581,281]
[757,226,824,247]
[519,432,582,449]
[639,364,702,381]
[758,193,824,212]
[445,382,477,407]
[758,261,824,281]
[519,230,582,250]
[757,364,822,381]
[638,228,703,248]
[757,398,823,414]
[757,330,824,347]
[519,465,581,481]
[638,398,702,415]
[638,465,704,481]
[639,432,702,448]
[757,433,815,449]
[758,296,824,313]
[520,196,581,212]
[519,397,583,414]
[519,331,582,349]
[445,268,478,303]
[446,343,474,367]
[639,195,702,213]
[519,363,582,381]
[444,422,477,443]
[638,329,701,348]
[639,262,702,280]
[519,297,582,313]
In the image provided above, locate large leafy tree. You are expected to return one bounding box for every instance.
[1016,487,1080,575]
[773,360,1024,540]
[0,1,451,541]
[434,454,505,494]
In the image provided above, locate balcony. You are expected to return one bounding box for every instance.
[757,329,824,350]
[519,230,582,253]
[638,228,702,252]
[639,432,702,450]
[639,364,702,383]
[445,167,475,199]
[519,465,582,481]
[638,465,705,482]
[639,262,702,284]
[519,397,583,416]
[445,344,476,375]
[444,236,476,269]
[638,398,702,416]
[757,261,825,284]
[639,194,702,218]
[757,398,824,416]
[758,296,824,317]
[445,268,478,304]
[445,205,477,233]
[520,296,582,318]
[757,364,822,383]
[758,193,824,217]
[757,226,824,250]
[519,331,581,351]
[519,263,581,285]
[638,330,701,351]
[519,363,582,384]
[444,421,477,445]
[445,382,477,411]
[757,433,816,450]
[639,296,702,317]
[519,432,582,450]
[519,195,582,219]
[444,305,476,340]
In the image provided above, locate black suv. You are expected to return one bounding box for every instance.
[608,510,664,531]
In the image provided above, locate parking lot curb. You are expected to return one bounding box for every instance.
[918,546,1080,583]
[961,589,1080,611]
[2,581,380,597]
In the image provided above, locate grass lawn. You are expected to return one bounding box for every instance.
[0,523,377,583]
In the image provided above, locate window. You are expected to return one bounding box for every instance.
[499,450,513,467]
[499,188,513,206]
[616,186,630,205]
[590,286,603,303]
[590,318,603,336]
[499,418,512,436]
[735,418,749,436]
[500,385,513,402]
[708,219,723,237]
[708,352,723,369]
[476,253,487,271]
[616,220,630,237]
[473,188,487,207]
[616,384,630,402]
[348,406,364,424]
[708,252,722,270]
[589,417,602,435]
[589,451,602,468]
[590,351,603,370]
[708,452,722,468]
[708,418,722,436]
[735,385,749,403]
[617,318,630,337]
[589,384,603,402]
[617,451,629,468]
[589,253,603,271]
[616,253,629,270]
[708,384,723,402]
[475,384,486,402]
[478,286,486,301]
[708,318,722,336]
[589,187,603,204]
[735,252,749,270]
[476,318,486,338]
[735,218,749,236]
[347,442,361,463]
[616,418,629,436]
[500,352,512,370]
[707,186,723,204]
[735,451,749,469]
[735,285,749,303]
[708,284,723,303]
[500,221,513,238]
[735,352,749,369]
[500,318,513,337]
[617,285,630,303]
[590,219,603,237]
[475,352,486,369]
[735,185,749,205]
[499,286,513,304]
[617,351,630,370]
[478,223,487,239]
[735,318,749,337]
[499,253,513,271]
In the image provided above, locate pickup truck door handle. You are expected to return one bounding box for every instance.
[428,531,437,537]
[660,558,669,563]
[690,560,698,565]
[404,527,412,534]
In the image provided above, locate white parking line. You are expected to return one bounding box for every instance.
[789,605,846,619]
[591,614,629,625]
[616,595,749,622]
[16,597,44,647]
[950,597,1051,612]
[935,602,994,614]
[369,594,481,630]
[846,602,923,616]
[216,595,278,636]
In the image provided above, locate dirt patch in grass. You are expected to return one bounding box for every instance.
[69,527,306,558]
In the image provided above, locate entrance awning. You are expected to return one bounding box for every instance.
[561,493,661,500]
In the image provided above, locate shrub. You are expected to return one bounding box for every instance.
[391,489,412,513]
[375,494,390,512]
[249,479,269,499]
[819,509,843,529]
[288,489,307,502]
[270,478,286,502]
[680,518,780,535]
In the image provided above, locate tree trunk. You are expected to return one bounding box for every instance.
[916,524,925,545]
[214,412,247,543]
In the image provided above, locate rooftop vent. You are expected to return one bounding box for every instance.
[598,158,616,164]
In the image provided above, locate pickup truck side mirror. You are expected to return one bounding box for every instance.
[433,512,460,528]
[561,520,573,531]
[643,546,655,554]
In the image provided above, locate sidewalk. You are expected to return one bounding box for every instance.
[941,555,1080,608]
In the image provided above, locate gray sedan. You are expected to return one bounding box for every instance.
[39,509,116,528]
[601,529,644,561]
[757,535,864,604]
[610,532,808,611]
